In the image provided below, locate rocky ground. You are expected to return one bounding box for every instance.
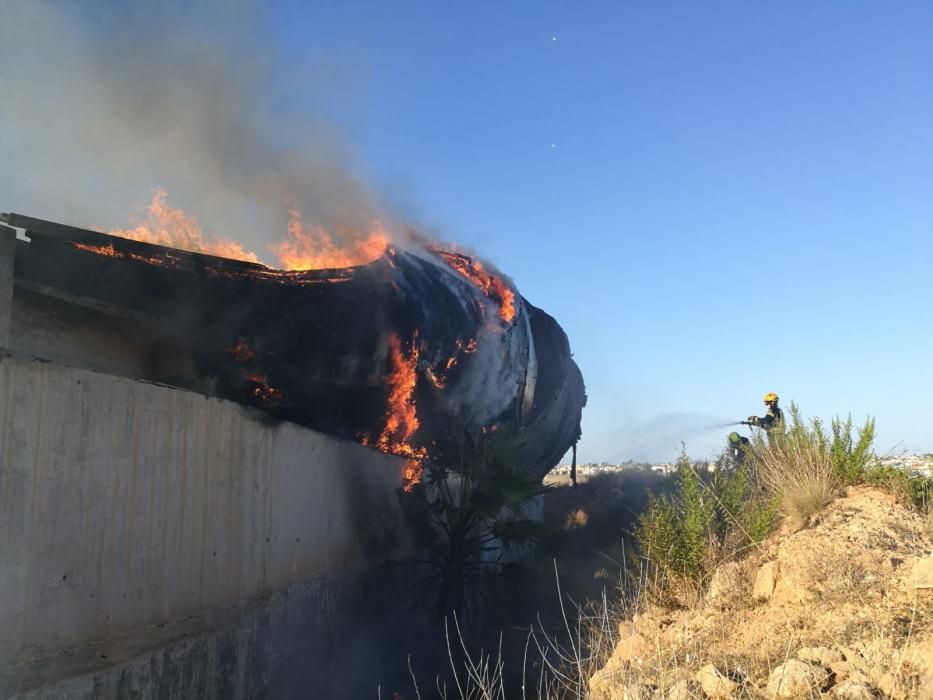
[588,487,933,699]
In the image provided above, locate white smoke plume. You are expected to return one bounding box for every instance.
[0,0,386,253]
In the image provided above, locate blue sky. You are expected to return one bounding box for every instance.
[267,2,933,461]
[3,2,931,462]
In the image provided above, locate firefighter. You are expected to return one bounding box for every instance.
[746,392,784,431]
[727,431,752,466]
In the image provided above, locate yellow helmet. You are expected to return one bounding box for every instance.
[763,392,779,403]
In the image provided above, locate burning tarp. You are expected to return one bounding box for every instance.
[1,211,585,484]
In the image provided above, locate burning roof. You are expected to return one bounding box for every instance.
[1,211,585,485]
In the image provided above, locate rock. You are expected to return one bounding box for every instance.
[588,667,618,699]
[903,639,933,699]
[796,646,844,667]
[611,684,648,700]
[766,659,828,698]
[829,660,851,680]
[876,672,904,700]
[588,625,651,700]
[695,664,737,698]
[837,645,859,663]
[913,557,933,589]
[830,680,875,700]
[707,562,743,601]
[588,670,649,700]
[666,679,702,700]
[833,647,870,684]
[614,621,649,662]
[921,672,933,700]
[753,561,778,600]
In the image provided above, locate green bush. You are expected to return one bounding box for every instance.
[633,404,899,599]
[634,449,777,588]
[864,466,933,509]
[830,415,876,484]
[741,495,781,544]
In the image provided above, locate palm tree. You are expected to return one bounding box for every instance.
[401,428,551,620]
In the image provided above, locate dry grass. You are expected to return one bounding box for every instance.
[418,440,933,698]
[753,433,838,526]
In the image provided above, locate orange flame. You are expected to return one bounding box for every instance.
[424,337,477,390]
[100,190,389,271]
[243,371,283,404]
[228,337,255,362]
[376,334,423,454]
[110,189,262,264]
[226,338,281,404]
[402,460,424,492]
[435,251,516,323]
[73,242,120,257]
[271,210,389,271]
[424,367,446,390]
[72,240,176,267]
[370,333,428,492]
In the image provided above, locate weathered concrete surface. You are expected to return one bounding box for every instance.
[10,565,434,700]
[0,225,15,348]
[0,353,418,697]
[8,288,154,380]
[3,231,200,387]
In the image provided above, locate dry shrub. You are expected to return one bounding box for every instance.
[752,407,838,526]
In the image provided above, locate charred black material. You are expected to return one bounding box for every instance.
[2,212,585,479]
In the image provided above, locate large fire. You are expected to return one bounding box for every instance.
[111,189,261,264]
[371,333,428,492]
[71,193,520,491]
[105,189,387,271]
[272,210,389,271]
[435,251,516,323]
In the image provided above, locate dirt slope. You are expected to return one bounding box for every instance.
[590,487,933,699]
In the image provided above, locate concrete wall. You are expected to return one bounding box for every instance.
[0,353,422,698]
[2,232,202,388]
[9,565,435,700]
[0,226,14,347]
[8,288,153,380]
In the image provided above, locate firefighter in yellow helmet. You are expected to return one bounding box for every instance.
[745,392,784,431]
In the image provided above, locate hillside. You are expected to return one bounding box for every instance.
[588,486,933,699]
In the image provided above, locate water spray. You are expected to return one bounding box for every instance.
[702,421,747,430]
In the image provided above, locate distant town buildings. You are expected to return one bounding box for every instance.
[876,453,933,477]
[550,453,933,481]
[549,460,677,481]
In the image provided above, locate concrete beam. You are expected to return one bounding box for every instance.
[0,224,16,349]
